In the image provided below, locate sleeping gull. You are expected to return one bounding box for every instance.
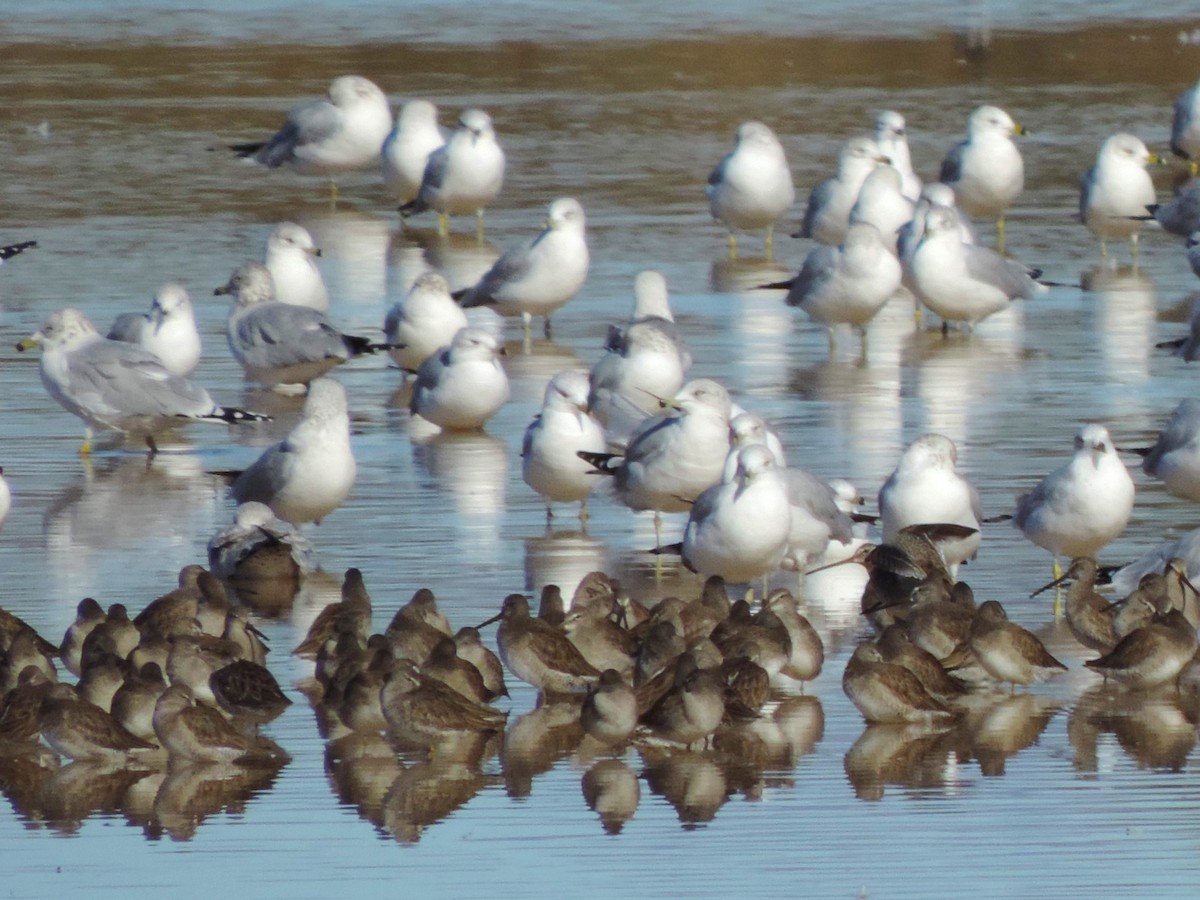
[794,136,886,246]
[383,271,469,373]
[1171,78,1200,172]
[873,110,922,200]
[1128,399,1200,502]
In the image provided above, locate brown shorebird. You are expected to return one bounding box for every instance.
[633,621,686,686]
[39,683,158,760]
[537,585,566,627]
[2,628,59,694]
[1164,557,1200,627]
[453,627,508,700]
[720,655,770,718]
[764,588,824,684]
[59,597,106,677]
[380,659,507,747]
[1111,574,1167,640]
[80,603,139,663]
[153,683,289,764]
[842,643,954,724]
[943,600,1067,688]
[333,646,395,732]
[0,607,58,657]
[293,567,373,658]
[133,565,205,640]
[385,588,452,664]
[77,649,128,713]
[209,659,292,720]
[1031,557,1116,652]
[580,669,638,744]
[0,666,55,744]
[1084,609,1199,690]
[563,600,635,675]
[711,599,791,678]
[110,662,168,742]
[481,593,600,695]
[876,625,967,700]
[639,665,726,747]
[421,637,491,704]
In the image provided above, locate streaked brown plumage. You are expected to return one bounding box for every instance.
[421,637,491,704]
[482,594,600,695]
[639,666,725,746]
[60,597,106,676]
[153,683,289,763]
[842,643,954,724]
[943,601,1067,688]
[380,659,507,747]
[453,627,508,700]
[1084,609,1199,690]
[210,659,292,719]
[294,567,373,658]
[39,683,158,759]
[580,669,637,744]
[385,588,452,664]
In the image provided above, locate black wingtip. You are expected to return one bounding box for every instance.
[576,450,619,475]
[214,407,271,425]
[0,240,37,261]
[757,279,793,291]
[229,142,265,159]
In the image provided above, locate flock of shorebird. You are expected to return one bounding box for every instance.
[5,70,1200,832]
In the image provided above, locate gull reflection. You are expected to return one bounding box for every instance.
[301,209,392,310]
[411,432,508,553]
[523,528,611,602]
[1085,264,1156,405]
[42,454,223,603]
[391,228,500,296]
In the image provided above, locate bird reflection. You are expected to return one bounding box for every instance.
[709,255,791,295]
[502,338,582,402]
[392,228,500,296]
[501,699,584,798]
[523,529,611,602]
[150,760,284,841]
[1085,264,1156,399]
[324,732,403,830]
[38,759,153,835]
[0,750,60,830]
[639,745,730,829]
[944,692,1060,777]
[1068,683,1200,774]
[581,757,640,834]
[410,431,508,523]
[843,723,955,801]
[380,740,501,845]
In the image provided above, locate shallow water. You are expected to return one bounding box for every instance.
[3,4,1200,897]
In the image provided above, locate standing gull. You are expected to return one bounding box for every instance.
[1079,133,1159,258]
[907,205,1043,330]
[522,370,608,522]
[106,282,202,377]
[410,326,510,430]
[383,271,468,373]
[216,261,387,389]
[939,105,1026,249]
[682,444,792,584]
[230,377,356,525]
[794,136,886,246]
[399,108,506,236]
[879,433,982,574]
[1014,424,1135,577]
[230,75,393,201]
[873,110,922,200]
[263,222,328,312]
[1171,78,1200,172]
[457,197,589,338]
[16,308,266,454]
[705,120,796,259]
[381,99,445,205]
[768,222,901,349]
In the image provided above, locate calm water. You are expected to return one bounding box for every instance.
[3,3,1200,897]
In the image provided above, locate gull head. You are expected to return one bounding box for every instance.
[18,307,97,352]
[215,261,276,308]
[458,108,494,140]
[1073,423,1115,465]
[267,221,321,259]
[546,197,586,232]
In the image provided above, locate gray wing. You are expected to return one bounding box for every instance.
[1172,88,1197,159]
[410,346,450,413]
[232,305,349,369]
[520,416,539,459]
[65,340,214,419]
[106,312,148,344]
[417,144,451,197]
[462,238,537,307]
[257,99,341,167]
[786,246,837,307]
[962,245,1035,299]
[798,178,835,238]
[938,141,966,185]
[1153,183,1200,236]
[1146,401,1200,471]
[786,469,853,542]
[231,440,294,505]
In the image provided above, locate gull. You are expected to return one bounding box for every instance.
[873,110,922,200]
[16,308,266,454]
[879,433,982,574]
[398,108,506,235]
[794,136,886,245]
[216,261,387,389]
[1127,399,1200,502]
[907,204,1043,330]
[1171,78,1200,172]
[521,369,608,522]
[1014,423,1135,578]
[938,105,1026,249]
[0,240,37,264]
[897,183,976,274]
[380,99,445,205]
[848,166,915,251]
[1146,180,1200,236]
[766,222,901,347]
[724,411,787,475]
[230,377,356,525]
[106,282,202,377]
[588,271,690,432]
[1108,529,1200,597]
[410,326,510,430]
[230,74,393,201]
[681,444,792,584]
[580,379,732,542]
[705,120,796,258]
[1079,133,1159,258]
[207,500,317,580]
[383,271,468,373]
[457,197,589,338]
[263,222,328,312]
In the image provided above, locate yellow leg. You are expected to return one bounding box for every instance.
[79,429,93,457]
[476,209,485,241]
[764,226,774,261]
[437,213,449,237]
[329,180,338,207]
[996,216,1007,255]
[728,232,738,260]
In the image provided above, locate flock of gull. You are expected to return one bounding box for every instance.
[6,70,1200,836]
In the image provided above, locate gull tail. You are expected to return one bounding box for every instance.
[577,450,621,475]
[1115,445,1152,458]
[756,278,793,291]
[0,240,37,262]
[229,142,266,159]
[980,513,1013,524]
[343,335,402,357]
[649,542,683,556]
[194,407,271,426]
[1155,337,1186,351]
[397,198,428,219]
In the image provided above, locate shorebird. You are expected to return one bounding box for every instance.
[639,665,726,747]
[1084,609,1199,690]
[1031,557,1117,652]
[842,643,954,724]
[581,669,638,744]
[943,601,1068,689]
[379,659,506,747]
[480,593,600,695]
[153,683,289,763]
[293,568,373,658]
[38,683,158,760]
